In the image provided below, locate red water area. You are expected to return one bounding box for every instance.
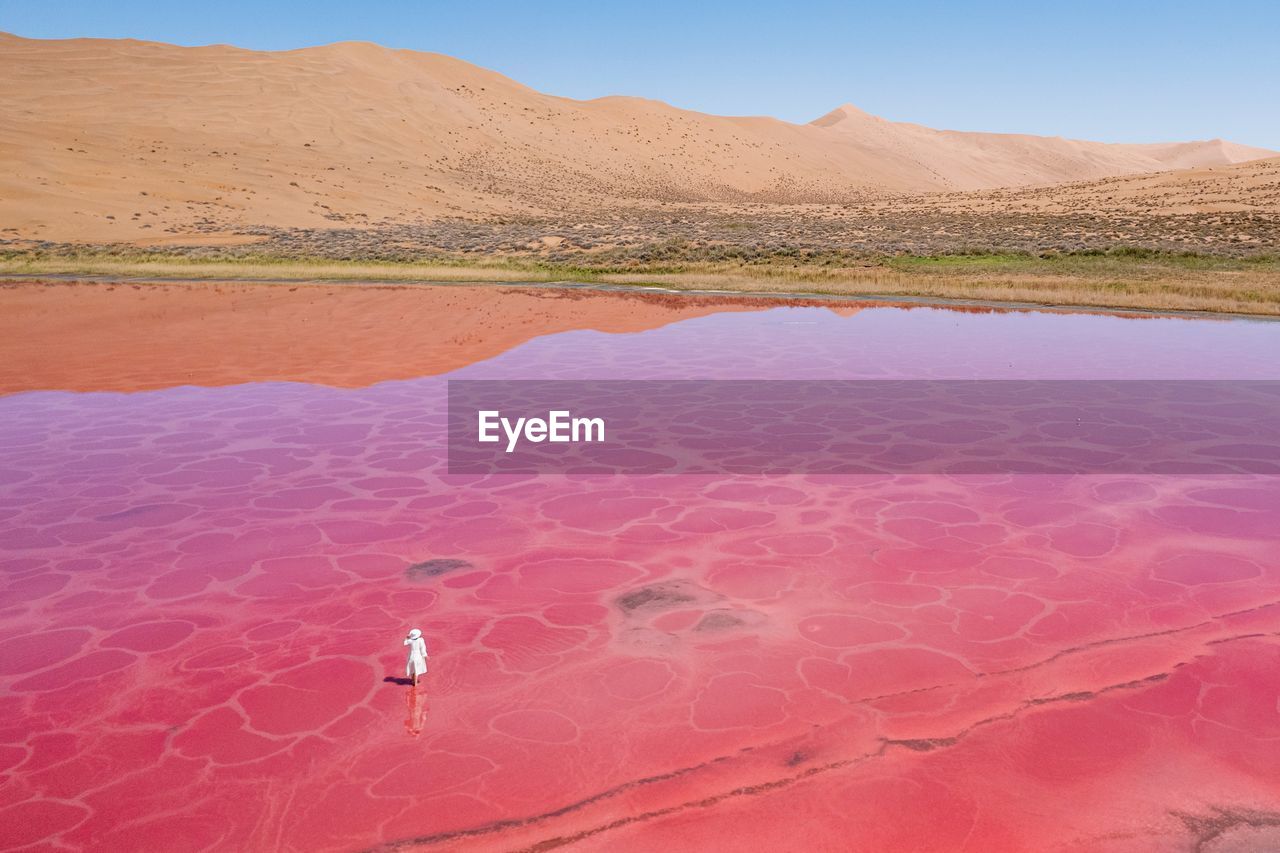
[2,305,1280,851]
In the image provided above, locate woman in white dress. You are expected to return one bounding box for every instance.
[404,628,428,686]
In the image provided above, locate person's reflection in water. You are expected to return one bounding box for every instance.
[405,687,426,737]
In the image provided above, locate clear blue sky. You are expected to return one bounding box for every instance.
[3,1,1276,149]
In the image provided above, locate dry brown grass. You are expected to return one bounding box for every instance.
[5,251,1279,316]
[613,268,1280,315]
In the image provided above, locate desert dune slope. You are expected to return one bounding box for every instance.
[904,154,1280,217]
[0,31,1274,243]
[809,104,1274,189]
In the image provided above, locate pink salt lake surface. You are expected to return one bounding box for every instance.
[3,292,1280,851]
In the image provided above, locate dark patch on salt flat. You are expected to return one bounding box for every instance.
[696,608,767,633]
[405,558,473,582]
[889,737,960,752]
[694,611,746,632]
[785,750,810,767]
[616,581,698,614]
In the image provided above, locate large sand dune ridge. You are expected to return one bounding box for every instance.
[0,31,1274,243]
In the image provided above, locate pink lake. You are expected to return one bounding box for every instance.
[2,287,1280,851]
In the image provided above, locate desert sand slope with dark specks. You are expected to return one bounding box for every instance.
[0,31,1273,243]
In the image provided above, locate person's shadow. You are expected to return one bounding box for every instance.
[383,676,415,686]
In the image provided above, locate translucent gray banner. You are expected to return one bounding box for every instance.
[447,380,1280,475]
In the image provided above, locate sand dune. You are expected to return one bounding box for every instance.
[810,104,1273,188]
[0,31,1273,243]
[904,154,1280,217]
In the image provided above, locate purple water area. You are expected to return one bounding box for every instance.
[451,305,1280,380]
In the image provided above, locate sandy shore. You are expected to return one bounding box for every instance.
[5,242,1280,316]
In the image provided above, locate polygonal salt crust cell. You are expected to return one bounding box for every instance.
[1,301,1280,850]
